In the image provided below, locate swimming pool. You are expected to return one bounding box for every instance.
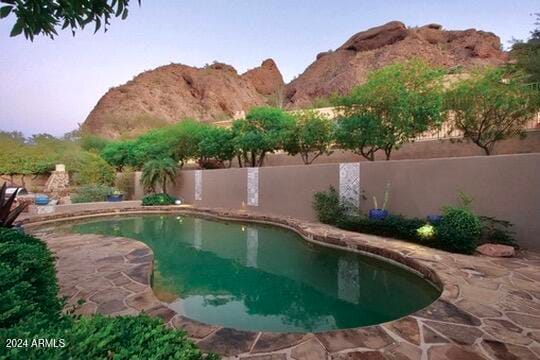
[65,214,439,332]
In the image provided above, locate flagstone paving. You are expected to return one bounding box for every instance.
[25,206,540,360]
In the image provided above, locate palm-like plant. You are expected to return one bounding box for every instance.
[1,183,28,228]
[141,158,178,193]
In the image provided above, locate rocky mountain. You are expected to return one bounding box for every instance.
[82,60,284,138]
[285,21,507,108]
[82,21,507,138]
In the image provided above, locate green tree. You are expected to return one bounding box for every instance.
[444,68,540,155]
[0,0,140,40]
[74,152,116,186]
[334,113,385,161]
[171,120,209,166]
[511,13,540,83]
[284,110,334,164]
[101,140,136,171]
[198,126,237,167]
[80,134,110,153]
[336,59,445,160]
[232,106,295,167]
[141,158,177,193]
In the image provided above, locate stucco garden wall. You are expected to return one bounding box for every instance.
[134,153,539,249]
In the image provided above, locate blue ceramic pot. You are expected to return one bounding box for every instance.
[427,215,443,224]
[35,195,49,205]
[369,209,389,220]
[107,194,124,202]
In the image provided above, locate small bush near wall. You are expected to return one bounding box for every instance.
[437,206,482,254]
[337,215,425,242]
[312,186,349,225]
[0,228,218,360]
[313,187,503,254]
[142,193,176,206]
[71,184,113,203]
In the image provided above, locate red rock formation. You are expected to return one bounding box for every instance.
[242,59,285,97]
[285,21,507,108]
[82,60,284,138]
[82,21,508,138]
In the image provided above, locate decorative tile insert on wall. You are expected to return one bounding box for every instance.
[339,163,360,208]
[246,227,258,268]
[194,170,202,201]
[247,167,259,207]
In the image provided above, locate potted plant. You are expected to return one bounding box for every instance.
[106,189,124,202]
[369,183,390,220]
[427,214,443,224]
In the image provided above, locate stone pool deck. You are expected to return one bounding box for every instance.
[24,206,540,360]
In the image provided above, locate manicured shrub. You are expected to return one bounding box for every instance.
[336,215,425,242]
[0,228,62,329]
[142,193,176,206]
[436,206,482,254]
[313,187,349,225]
[71,184,113,203]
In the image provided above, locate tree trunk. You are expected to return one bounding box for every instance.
[162,176,167,193]
[384,147,392,160]
[257,152,266,167]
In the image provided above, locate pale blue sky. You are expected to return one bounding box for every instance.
[0,0,537,136]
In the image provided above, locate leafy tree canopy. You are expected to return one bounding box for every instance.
[0,0,140,40]
[232,106,295,167]
[511,13,540,83]
[336,59,445,160]
[284,110,334,164]
[444,67,540,155]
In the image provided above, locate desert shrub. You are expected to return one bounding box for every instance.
[313,187,351,225]
[336,215,425,242]
[71,184,113,203]
[479,216,516,247]
[73,152,116,186]
[436,206,482,254]
[142,193,176,206]
[0,228,62,329]
[115,170,134,198]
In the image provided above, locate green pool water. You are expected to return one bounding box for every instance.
[66,214,439,332]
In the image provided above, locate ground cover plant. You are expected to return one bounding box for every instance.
[142,193,176,206]
[0,228,217,360]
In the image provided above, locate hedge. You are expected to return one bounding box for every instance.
[142,193,176,206]
[0,228,218,360]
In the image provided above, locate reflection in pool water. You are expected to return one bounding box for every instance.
[66,214,439,332]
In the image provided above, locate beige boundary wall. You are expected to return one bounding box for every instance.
[143,153,540,250]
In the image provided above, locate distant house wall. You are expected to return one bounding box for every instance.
[154,154,540,249]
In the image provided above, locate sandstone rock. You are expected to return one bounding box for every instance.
[338,21,408,52]
[476,244,515,257]
[242,58,285,97]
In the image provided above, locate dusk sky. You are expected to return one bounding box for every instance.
[0,0,538,136]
